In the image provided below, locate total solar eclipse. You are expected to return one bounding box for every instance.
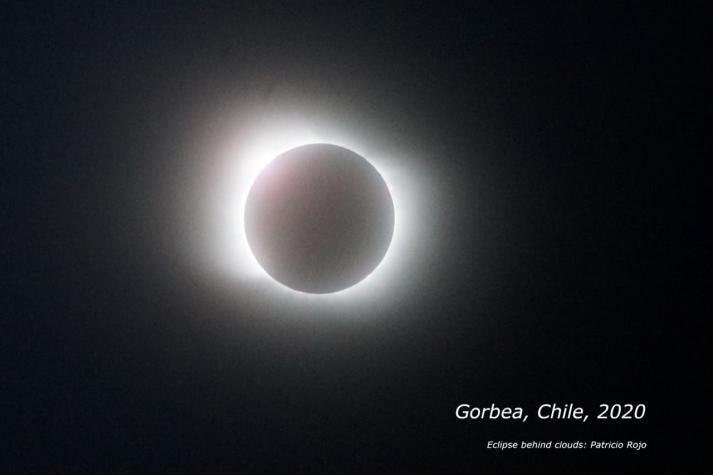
[244,144,395,294]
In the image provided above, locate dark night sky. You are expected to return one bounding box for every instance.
[2,1,707,472]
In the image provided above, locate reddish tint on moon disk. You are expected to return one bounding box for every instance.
[245,144,395,293]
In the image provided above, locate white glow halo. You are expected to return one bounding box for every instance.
[204,114,425,303]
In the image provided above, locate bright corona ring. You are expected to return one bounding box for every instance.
[244,144,395,294]
[205,114,425,305]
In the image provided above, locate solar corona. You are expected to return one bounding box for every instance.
[206,116,425,305]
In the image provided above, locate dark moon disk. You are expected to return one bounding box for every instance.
[244,144,395,294]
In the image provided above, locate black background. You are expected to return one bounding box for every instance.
[2,1,706,472]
